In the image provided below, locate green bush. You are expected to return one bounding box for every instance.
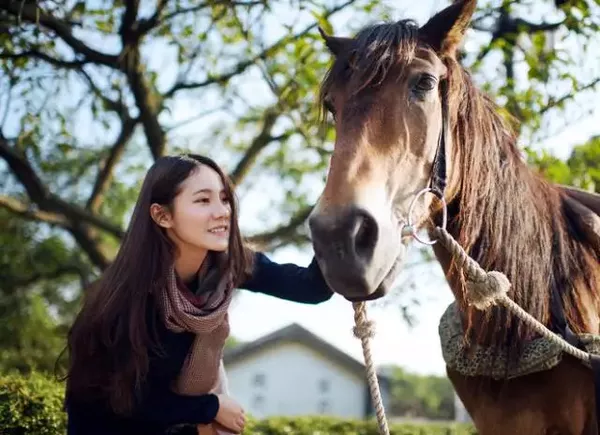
[0,371,67,435]
[246,416,476,434]
[0,372,476,434]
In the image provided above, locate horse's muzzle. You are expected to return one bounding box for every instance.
[309,206,389,300]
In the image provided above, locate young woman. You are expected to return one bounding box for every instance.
[63,154,333,435]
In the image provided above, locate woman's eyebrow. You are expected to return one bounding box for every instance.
[192,188,213,195]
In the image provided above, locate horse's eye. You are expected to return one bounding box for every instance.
[414,74,437,93]
[324,98,337,119]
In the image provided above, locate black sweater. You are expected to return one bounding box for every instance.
[65,253,333,435]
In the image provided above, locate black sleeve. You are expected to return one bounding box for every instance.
[241,252,334,304]
[132,385,219,426]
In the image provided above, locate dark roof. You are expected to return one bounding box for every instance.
[223,323,391,384]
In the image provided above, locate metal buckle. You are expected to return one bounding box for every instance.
[401,187,448,245]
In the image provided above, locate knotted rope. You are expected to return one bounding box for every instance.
[431,226,591,363]
[350,224,592,435]
[352,302,389,435]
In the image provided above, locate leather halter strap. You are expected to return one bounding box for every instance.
[429,79,449,199]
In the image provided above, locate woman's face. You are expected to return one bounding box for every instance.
[153,164,231,254]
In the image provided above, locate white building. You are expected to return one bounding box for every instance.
[223,323,392,420]
[454,392,473,423]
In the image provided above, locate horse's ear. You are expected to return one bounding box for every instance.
[318,26,353,56]
[419,0,477,56]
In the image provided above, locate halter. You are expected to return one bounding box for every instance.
[429,79,449,200]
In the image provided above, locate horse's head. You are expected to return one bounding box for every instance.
[309,0,477,301]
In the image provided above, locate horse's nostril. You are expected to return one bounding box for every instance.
[309,207,378,264]
[351,209,378,260]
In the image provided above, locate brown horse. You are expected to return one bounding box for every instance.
[307,0,600,433]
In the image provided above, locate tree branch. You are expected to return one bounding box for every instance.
[515,17,564,33]
[0,136,125,238]
[70,223,111,270]
[119,0,140,42]
[123,51,165,159]
[8,263,85,289]
[1,1,120,68]
[0,49,87,69]
[78,69,127,116]
[246,205,313,249]
[163,0,357,98]
[86,116,137,211]
[136,0,169,36]
[116,0,165,161]
[540,77,600,115]
[0,194,111,270]
[137,0,265,36]
[0,139,47,202]
[229,110,280,185]
[0,195,68,227]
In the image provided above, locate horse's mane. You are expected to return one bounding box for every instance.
[449,64,599,357]
[318,19,600,366]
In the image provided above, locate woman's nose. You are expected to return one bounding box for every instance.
[212,202,230,219]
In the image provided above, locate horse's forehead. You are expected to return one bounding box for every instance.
[409,47,446,74]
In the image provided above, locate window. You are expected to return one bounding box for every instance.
[253,373,266,387]
[253,395,265,411]
[318,379,330,393]
[318,399,330,414]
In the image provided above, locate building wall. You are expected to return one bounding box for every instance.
[453,391,472,423]
[224,342,368,419]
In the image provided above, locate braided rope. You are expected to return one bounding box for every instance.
[431,226,591,363]
[352,302,390,435]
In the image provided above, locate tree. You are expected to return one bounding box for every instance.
[0,0,389,373]
[0,0,598,373]
[386,365,455,420]
[527,135,600,192]
[462,0,600,144]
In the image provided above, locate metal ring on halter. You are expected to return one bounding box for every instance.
[404,187,448,245]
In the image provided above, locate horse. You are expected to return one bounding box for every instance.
[307,0,600,433]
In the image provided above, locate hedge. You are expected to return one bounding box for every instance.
[0,372,476,434]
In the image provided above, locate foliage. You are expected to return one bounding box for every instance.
[0,371,66,435]
[247,416,475,434]
[527,135,600,192]
[464,0,600,143]
[0,371,475,435]
[387,367,455,421]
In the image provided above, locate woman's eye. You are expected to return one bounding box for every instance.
[194,198,210,204]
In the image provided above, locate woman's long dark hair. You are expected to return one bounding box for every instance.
[61,154,253,415]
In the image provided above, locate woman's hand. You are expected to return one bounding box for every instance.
[214,394,246,433]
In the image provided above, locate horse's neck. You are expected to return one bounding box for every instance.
[431,191,600,337]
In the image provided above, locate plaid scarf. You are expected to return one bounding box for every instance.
[158,256,235,434]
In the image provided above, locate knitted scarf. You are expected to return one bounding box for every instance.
[158,255,235,434]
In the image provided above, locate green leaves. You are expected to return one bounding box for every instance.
[527,135,600,192]
[466,0,599,140]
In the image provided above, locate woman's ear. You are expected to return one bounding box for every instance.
[150,203,173,228]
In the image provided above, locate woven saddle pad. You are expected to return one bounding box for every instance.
[439,301,600,379]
